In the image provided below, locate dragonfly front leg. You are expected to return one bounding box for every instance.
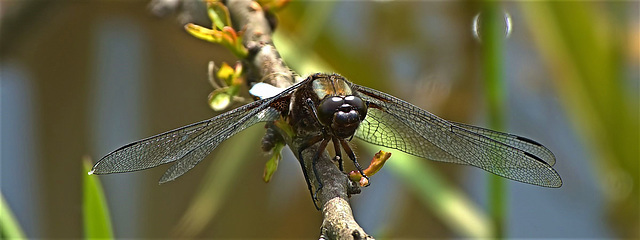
[332,136,344,171]
[297,134,324,210]
[310,138,330,206]
[339,138,369,186]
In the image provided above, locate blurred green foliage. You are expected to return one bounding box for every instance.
[1,194,26,239]
[480,2,507,238]
[172,126,263,237]
[522,2,638,237]
[82,157,113,239]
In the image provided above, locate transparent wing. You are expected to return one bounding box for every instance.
[91,85,297,183]
[451,122,556,166]
[352,84,562,187]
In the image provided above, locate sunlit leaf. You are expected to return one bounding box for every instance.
[263,142,284,183]
[348,150,391,186]
[185,23,222,43]
[207,1,232,30]
[208,89,232,111]
[273,117,294,138]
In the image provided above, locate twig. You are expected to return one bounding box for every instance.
[226,0,297,88]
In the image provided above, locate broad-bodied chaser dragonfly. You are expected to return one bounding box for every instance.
[91,73,562,206]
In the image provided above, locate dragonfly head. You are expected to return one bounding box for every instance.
[317,95,368,139]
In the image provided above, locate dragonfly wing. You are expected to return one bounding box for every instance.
[451,122,556,166]
[355,103,467,165]
[158,104,282,183]
[352,83,562,187]
[91,93,286,183]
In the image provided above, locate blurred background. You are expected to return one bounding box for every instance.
[1,0,638,238]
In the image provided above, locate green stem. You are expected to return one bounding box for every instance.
[481,2,507,239]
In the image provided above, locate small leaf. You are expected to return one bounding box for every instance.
[83,156,114,239]
[232,35,249,58]
[273,118,294,139]
[263,143,284,183]
[185,23,222,43]
[208,89,232,111]
[222,26,238,41]
[207,1,231,30]
[349,150,392,186]
[365,150,392,176]
[184,23,247,58]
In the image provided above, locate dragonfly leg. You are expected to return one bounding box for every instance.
[296,155,319,210]
[311,138,330,204]
[305,97,345,173]
[297,135,324,210]
[339,139,369,186]
[332,136,344,171]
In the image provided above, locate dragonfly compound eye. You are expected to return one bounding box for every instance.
[344,95,367,120]
[317,96,344,127]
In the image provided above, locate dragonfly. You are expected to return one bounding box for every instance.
[91,73,562,207]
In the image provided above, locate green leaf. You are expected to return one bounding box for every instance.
[208,89,232,111]
[83,157,113,239]
[184,23,223,43]
[0,193,26,239]
[263,142,284,183]
[208,1,232,30]
[522,3,639,234]
[479,2,507,238]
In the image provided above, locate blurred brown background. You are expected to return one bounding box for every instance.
[1,1,637,238]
